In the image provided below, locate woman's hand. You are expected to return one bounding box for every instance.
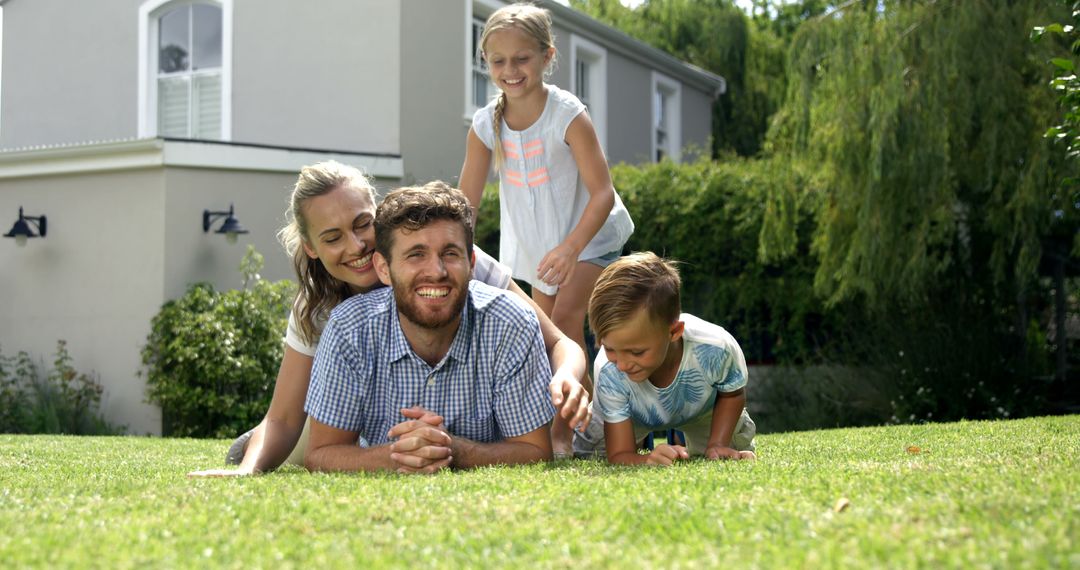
[187,467,256,478]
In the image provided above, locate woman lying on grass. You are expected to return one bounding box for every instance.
[189,161,589,477]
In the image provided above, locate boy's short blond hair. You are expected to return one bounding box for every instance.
[588,252,681,341]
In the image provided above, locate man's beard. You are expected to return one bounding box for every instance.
[391,275,468,330]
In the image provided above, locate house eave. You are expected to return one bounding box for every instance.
[537,0,726,96]
[0,138,405,180]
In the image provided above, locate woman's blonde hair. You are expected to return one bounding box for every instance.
[588,252,682,342]
[479,2,557,172]
[277,160,376,344]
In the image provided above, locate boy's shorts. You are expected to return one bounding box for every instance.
[572,405,756,458]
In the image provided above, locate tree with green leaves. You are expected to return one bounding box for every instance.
[766,0,1072,309]
[571,0,790,157]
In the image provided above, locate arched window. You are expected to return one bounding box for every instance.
[139,0,231,140]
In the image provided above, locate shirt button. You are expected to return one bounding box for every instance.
[426,375,435,387]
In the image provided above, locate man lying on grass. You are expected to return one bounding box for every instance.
[303,182,554,474]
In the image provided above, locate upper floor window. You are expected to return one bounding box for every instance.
[652,72,681,162]
[570,35,607,152]
[139,0,232,140]
[471,18,499,109]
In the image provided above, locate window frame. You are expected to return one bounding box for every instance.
[469,17,499,112]
[651,71,681,163]
[569,34,607,152]
[138,0,232,140]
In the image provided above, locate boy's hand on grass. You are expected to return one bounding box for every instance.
[705,445,755,461]
[388,407,453,475]
[645,444,689,467]
[549,373,591,430]
[187,468,255,478]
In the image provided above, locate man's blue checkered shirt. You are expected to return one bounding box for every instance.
[305,281,555,446]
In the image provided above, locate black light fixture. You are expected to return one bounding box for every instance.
[4,207,47,247]
[203,203,249,244]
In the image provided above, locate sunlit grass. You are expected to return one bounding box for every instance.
[0,415,1076,568]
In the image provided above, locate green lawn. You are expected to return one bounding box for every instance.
[1,415,1076,568]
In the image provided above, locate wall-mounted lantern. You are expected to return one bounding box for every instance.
[203,204,249,244]
[4,207,47,247]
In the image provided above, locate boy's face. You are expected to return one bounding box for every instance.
[599,308,684,383]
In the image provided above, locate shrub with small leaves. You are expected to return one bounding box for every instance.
[142,246,296,437]
[0,340,120,434]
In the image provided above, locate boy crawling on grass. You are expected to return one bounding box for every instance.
[573,252,756,465]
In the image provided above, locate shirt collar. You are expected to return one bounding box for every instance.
[385,288,475,366]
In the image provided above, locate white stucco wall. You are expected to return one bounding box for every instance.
[0,0,138,148]
[0,168,166,434]
[231,0,401,154]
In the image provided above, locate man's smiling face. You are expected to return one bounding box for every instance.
[374,219,474,330]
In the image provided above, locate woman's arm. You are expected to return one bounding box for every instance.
[459,127,493,221]
[188,346,313,477]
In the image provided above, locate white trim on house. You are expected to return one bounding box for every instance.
[569,33,607,153]
[651,71,681,163]
[0,139,404,180]
[464,0,506,124]
[138,0,233,140]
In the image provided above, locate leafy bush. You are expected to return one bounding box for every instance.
[0,340,121,435]
[142,247,296,438]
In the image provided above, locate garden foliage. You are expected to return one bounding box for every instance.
[141,246,295,438]
[0,340,119,435]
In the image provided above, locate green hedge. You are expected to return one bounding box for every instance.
[473,157,1058,429]
[476,156,839,364]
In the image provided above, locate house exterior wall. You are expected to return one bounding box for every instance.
[604,51,654,165]
[0,0,138,148]
[161,167,300,301]
[0,0,403,156]
[399,0,468,184]
[681,84,715,161]
[232,0,401,154]
[0,169,166,435]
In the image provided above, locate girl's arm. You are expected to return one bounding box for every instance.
[188,346,313,477]
[506,280,590,429]
[459,127,493,221]
[537,112,617,286]
[604,419,688,467]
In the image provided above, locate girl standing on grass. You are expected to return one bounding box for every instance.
[188,162,589,477]
[459,4,634,419]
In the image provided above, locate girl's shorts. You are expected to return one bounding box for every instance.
[584,250,621,269]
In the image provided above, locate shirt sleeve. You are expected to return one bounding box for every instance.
[694,342,748,393]
[473,245,512,290]
[490,306,556,438]
[284,310,318,357]
[594,363,632,424]
[554,88,587,143]
[304,316,369,432]
[471,105,495,151]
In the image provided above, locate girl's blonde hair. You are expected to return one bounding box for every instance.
[479,2,557,172]
[277,160,376,345]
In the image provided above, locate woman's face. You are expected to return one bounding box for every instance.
[300,183,380,294]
